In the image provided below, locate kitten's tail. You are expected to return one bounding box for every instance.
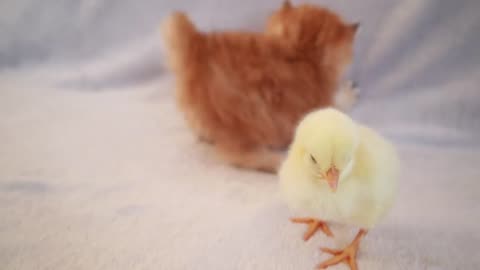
[161,12,199,72]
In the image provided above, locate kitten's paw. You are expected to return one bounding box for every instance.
[335,80,359,112]
[197,135,214,144]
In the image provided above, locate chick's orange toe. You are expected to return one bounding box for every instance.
[290,217,334,241]
[317,229,367,270]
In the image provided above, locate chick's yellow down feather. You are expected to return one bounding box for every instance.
[279,108,399,270]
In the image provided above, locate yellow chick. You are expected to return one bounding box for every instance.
[279,108,399,270]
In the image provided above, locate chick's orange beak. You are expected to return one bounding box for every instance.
[326,167,339,192]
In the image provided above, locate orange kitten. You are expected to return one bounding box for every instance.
[162,1,358,173]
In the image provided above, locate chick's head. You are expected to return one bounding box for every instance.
[291,108,359,192]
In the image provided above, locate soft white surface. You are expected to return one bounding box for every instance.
[1,69,479,270]
[1,0,480,269]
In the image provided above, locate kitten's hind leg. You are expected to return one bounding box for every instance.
[215,142,284,173]
[334,80,359,112]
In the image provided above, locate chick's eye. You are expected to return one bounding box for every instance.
[310,154,317,164]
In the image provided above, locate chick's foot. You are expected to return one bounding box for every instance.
[317,229,367,270]
[290,217,334,241]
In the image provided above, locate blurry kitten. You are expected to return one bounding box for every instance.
[162,1,358,173]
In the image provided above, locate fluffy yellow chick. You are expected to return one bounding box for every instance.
[279,108,399,270]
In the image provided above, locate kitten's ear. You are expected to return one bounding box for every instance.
[350,22,360,33]
[282,0,293,11]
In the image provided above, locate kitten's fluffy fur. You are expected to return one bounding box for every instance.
[162,1,358,173]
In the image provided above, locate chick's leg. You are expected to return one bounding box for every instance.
[317,229,368,270]
[290,217,334,241]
